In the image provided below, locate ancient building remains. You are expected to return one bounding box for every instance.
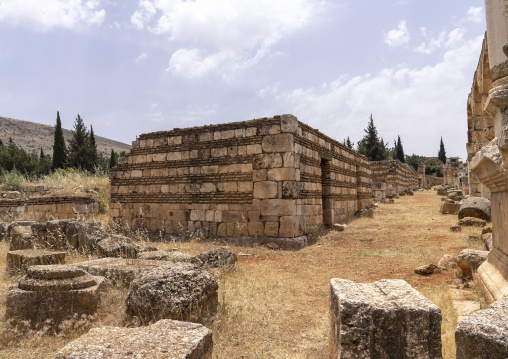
[467,1,508,302]
[110,115,373,245]
[370,160,418,200]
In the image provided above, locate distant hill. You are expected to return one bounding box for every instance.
[0,116,131,156]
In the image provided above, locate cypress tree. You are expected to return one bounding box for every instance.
[109,148,118,168]
[52,111,67,170]
[89,125,99,171]
[396,135,405,163]
[67,114,93,171]
[438,137,447,164]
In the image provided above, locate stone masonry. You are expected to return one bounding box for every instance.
[110,115,373,243]
[370,160,418,200]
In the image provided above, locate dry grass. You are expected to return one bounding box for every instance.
[0,189,487,358]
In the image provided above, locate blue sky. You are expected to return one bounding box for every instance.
[0,0,486,159]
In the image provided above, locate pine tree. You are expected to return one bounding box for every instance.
[67,114,94,172]
[396,135,405,163]
[52,111,67,170]
[345,137,353,149]
[109,148,118,168]
[438,137,447,164]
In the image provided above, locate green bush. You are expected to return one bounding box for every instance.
[1,170,24,191]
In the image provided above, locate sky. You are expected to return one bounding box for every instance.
[0,0,487,159]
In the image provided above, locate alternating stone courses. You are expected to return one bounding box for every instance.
[370,160,419,201]
[329,278,442,359]
[6,264,104,329]
[110,115,373,246]
[56,319,213,359]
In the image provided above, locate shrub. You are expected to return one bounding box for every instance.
[1,170,24,191]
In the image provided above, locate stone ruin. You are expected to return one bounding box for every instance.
[110,115,373,247]
[5,264,104,329]
[370,159,419,201]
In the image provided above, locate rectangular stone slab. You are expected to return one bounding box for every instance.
[75,257,167,287]
[56,319,212,359]
[6,249,65,273]
[329,278,442,359]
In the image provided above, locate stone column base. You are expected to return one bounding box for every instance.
[477,247,508,303]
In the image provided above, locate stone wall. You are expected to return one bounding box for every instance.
[110,115,372,241]
[370,160,418,199]
[0,196,99,221]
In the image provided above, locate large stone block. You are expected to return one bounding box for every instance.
[262,133,294,153]
[455,295,508,359]
[56,319,213,359]
[267,167,299,181]
[458,197,491,221]
[279,216,299,238]
[254,153,282,169]
[6,249,65,273]
[6,265,104,329]
[330,278,442,359]
[440,202,461,215]
[254,181,278,199]
[260,199,297,216]
[280,114,299,134]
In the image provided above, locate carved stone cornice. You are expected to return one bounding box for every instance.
[470,141,508,192]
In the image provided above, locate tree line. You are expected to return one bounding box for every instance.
[0,112,122,178]
[343,114,448,174]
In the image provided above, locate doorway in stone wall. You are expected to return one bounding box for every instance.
[321,158,333,225]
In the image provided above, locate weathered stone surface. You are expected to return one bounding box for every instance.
[6,264,103,329]
[437,187,448,196]
[45,220,68,249]
[137,249,169,260]
[450,225,462,232]
[7,220,34,239]
[126,262,218,324]
[458,217,487,227]
[440,202,460,215]
[332,223,347,232]
[415,263,439,275]
[97,235,137,259]
[330,278,442,359]
[448,191,461,201]
[482,226,492,235]
[6,249,65,273]
[75,257,167,287]
[56,319,213,359]
[484,233,493,251]
[458,197,491,221]
[9,226,33,250]
[354,208,374,218]
[0,222,6,241]
[65,221,106,253]
[457,249,489,279]
[194,247,237,268]
[437,254,458,270]
[455,295,508,359]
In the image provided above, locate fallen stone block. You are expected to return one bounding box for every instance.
[75,257,167,287]
[415,263,440,275]
[458,217,487,227]
[458,197,491,221]
[437,187,447,196]
[437,254,458,270]
[6,249,65,273]
[450,225,462,232]
[194,247,237,268]
[126,262,218,324]
[331,224,347,232]
[55,319,213,359]
[457,249,489,279]
[137,249,169,260]
[440,202,460,215]
[330,278,442,359]
[97,235,138,259]
[9,226,34,250]
[455,295,508,359]
[6,264,104,329]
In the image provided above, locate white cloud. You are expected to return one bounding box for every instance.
[0,0,105,31]
[467,6,483,23]
[415,27,465,54]
[132,0,323,78]
[384,20,410,47]
[135,52,148,63]
[263,33,483,158]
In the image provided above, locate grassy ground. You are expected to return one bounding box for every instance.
[0,189,486,358]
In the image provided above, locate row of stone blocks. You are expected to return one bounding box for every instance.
[330,278,508,358]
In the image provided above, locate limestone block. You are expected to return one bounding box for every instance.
[56,319,213,359]
[238,182,253,193]
[280,114,299,134]
[194,247,237,268]
[262,133,294,153]
[217,223,227,237]
[279,216,299,238]
[246,127,257,137]
[253,169,267,182]
[267,167,298,181]
[76,257,167,287]
[260,199,297,216]
[125,263,218,324]
[455,295,508,359]
[247,144,263,155]
[458,197,491,221]
[265,222,279,237]
[6,265,104,329]
[440,202,460,215]
[254,181,278,199]
[6,249,65,273]
[137,250,169,261]
[248,222,264,236]
[282,181,302,199]
[254,153,282,169]
[200,183,217,193]
[9,226,34,250]
[457,249,489,279]
[330,278,442,359]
